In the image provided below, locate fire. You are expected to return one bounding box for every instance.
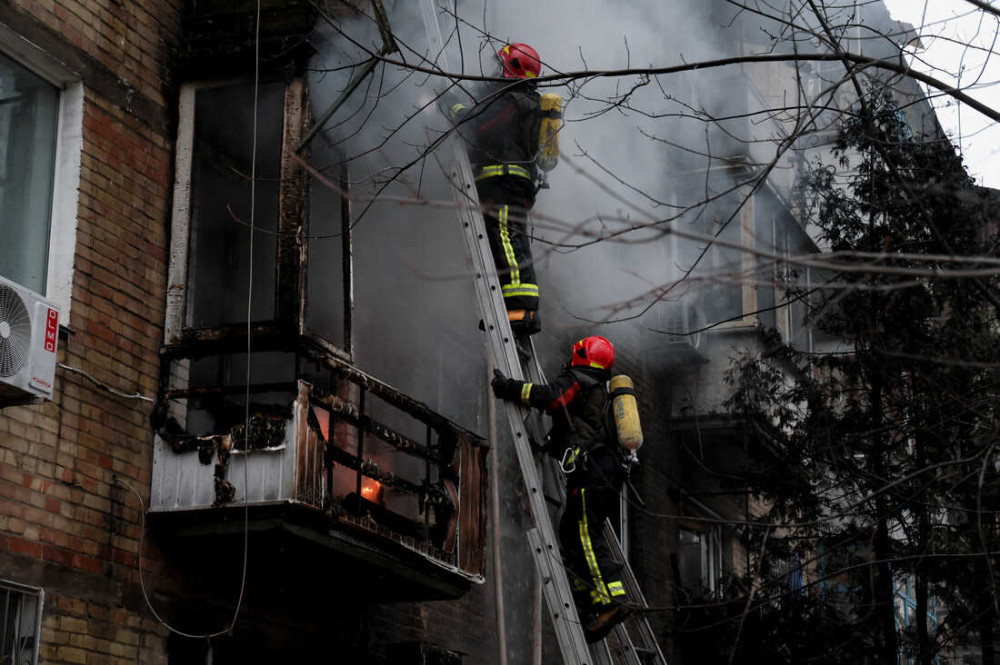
[361,477,384,504]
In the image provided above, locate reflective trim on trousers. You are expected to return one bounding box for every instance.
[498,205,521,287]
[578,488,612,606]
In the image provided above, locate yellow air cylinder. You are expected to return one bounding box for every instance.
[537,93,562,172]
[610,375,643,451]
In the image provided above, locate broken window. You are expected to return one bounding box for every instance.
[0,580,43,665]
[0,51,59,295]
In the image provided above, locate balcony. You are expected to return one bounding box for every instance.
[150,333,488,601]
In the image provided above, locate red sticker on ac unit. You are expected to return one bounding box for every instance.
[44,308,58,353]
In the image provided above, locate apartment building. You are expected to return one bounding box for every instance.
[0,1,943,664]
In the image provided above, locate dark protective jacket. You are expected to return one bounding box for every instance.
[451,79,542,200]
[501,365,613,453]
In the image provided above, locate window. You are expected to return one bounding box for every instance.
[677,526,722,593]
[186,81,284,329]
[1,580,43,665]
[0,52,58,295]
[0,26,83,315]
[166,78,351,349]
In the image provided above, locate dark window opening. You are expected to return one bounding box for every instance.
[0,580,43,665]
[187,81,284,328]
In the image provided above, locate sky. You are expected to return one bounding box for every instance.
[883,0,1000,189]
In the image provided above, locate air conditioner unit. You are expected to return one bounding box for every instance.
[0,275,60,406]
[650,301,709,366]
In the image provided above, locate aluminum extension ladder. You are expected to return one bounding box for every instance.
[419,3,666,663]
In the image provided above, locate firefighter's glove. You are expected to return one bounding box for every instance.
[491,369,519,400]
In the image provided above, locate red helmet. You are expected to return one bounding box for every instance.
[570,336,615,371]
[497,43,541,79]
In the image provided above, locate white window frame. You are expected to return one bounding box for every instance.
[0,21,83,318]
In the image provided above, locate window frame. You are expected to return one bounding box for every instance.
[677,522,723,593]
[0,579,44,665]
[0,23,83,317]
[165,78,354,356]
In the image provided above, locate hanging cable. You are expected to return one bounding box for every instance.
[225,0,263,637]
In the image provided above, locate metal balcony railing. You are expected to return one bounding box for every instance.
[150,333,488,583]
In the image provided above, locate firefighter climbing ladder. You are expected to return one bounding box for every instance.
[419,3,666,663]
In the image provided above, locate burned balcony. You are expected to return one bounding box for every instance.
[150,338,488,600]
[157,20,492,600]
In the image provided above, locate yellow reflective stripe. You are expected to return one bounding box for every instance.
[578,489,611,605]
[524,71,537,78]
[608,581,625,597]
[498,205,521,286]
[589,361,605,369]
[520,382,533,405]
[474,164,532,181]
[501,284,539,298]
[450,103,466,115]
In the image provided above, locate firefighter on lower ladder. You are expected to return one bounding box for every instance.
[448,42,561,337]
[491,335,642,642]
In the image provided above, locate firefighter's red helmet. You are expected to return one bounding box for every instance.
[570,336,615,371]
[497,43,541,79]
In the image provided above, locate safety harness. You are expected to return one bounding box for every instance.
[554,377,631,476]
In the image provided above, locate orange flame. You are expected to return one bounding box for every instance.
[361,478,384,504]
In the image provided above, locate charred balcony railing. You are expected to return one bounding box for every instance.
[151,332,488,583]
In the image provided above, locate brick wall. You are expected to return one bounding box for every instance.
[38,597,167,665]
[7,0,182,111]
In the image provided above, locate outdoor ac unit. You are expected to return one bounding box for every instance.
[0,274,60,406]
[661,301,705,351]
[650,301,708,366]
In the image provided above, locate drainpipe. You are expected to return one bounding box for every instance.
[488,357,508,665]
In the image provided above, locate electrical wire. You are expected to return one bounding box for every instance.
[115,476,232,639]
[226,0,263,636]
[56,363,155,402]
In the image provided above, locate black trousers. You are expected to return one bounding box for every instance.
[476,177,539,312]
[558,448,627,613]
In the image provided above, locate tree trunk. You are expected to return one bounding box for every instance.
[981,611,996,665]
[873,515,899,664]
[915,429,931,665]
[870,370,898,664]
[915,560,929,665]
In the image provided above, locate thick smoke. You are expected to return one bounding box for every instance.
[306,0,751,396]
